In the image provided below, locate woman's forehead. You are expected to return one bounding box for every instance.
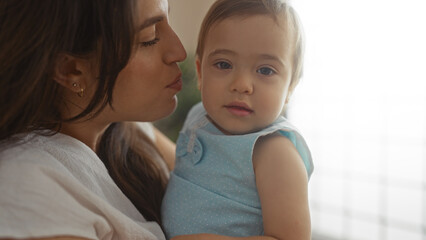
[135,0,169,27]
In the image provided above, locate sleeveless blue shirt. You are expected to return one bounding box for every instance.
[161,103,313,239]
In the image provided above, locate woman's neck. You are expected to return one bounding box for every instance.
[60,120,109,152]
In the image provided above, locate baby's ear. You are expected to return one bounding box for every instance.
[52,53,90,93]
[195,57,202,90]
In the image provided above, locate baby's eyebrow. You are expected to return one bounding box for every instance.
[258,54,286,68]
[207,49,237,58]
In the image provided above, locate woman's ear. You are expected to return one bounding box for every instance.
[195,57,202,91]
[53,54,90,94]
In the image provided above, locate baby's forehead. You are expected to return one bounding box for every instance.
[208,14,296,46]
[203,15,294,64]
[214,12,288,27]
[210,13,296,40]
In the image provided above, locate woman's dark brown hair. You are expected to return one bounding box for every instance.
[0,0,168,224]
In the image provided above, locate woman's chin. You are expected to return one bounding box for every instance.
[170,95,178,113]
[147,96,178,121]
[162,96,178,118]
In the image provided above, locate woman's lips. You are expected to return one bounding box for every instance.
[167,74,183,91]
[224,102,253,117]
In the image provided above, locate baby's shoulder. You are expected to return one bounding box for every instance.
[252,133,305,176]
[253,120,314,179]
[254,133,296,158]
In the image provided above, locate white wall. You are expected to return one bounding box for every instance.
[169,0,216,54]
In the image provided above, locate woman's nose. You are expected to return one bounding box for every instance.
[229,71,253,95]
[164,26,187,64]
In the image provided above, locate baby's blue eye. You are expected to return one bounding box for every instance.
[214,61,232,69]
[257,67,276,76]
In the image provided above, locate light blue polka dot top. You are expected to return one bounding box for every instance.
[161,102,313,239]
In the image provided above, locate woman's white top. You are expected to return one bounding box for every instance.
[0,123,165,240]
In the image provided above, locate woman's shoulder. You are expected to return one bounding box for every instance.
[0,133,85,193]
[0,132,165,240]
[0,132,105,202]
[0,132,115,198]
[0,133,62,167]
[0,134,93,238]
[0,132,97,170]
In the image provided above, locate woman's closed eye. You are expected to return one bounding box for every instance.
[140,37,160,47]
[257,67,276,76]
[214,61,232,70]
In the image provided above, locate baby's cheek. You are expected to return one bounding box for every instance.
[264,97,284,116]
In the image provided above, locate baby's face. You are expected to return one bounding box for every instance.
[197,14,294,134]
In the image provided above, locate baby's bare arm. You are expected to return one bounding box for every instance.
[252,134,311,240]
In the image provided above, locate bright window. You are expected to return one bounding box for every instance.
[289,1,426,239]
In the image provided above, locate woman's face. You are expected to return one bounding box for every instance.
[101,0,186,122]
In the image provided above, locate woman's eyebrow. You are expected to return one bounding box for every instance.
[137,16,164,31]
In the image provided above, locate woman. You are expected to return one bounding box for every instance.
[0,0,186,239]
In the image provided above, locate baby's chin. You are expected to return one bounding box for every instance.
[207,114,273,135]
[218,123,271,136]
[226,128,264,135]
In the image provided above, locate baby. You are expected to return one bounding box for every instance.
[162,0,313,239]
